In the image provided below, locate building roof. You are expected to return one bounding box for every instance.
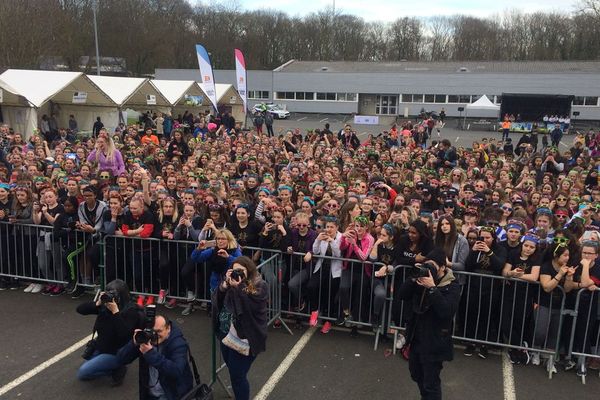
[0,69,115,107]
[275,60,600,74]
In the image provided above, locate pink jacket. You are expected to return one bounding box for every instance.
[340,233,375,273]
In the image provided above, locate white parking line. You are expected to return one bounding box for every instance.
[253,327,317,400]
[502,350,517,400]
[296,117,307,121]
[319,118,329,122]
[0,334,92,397]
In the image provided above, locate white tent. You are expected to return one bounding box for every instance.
[215,83,245,122]
[88,75,171,125]
[465,95,500,117]
[0,69,117,137]
[0,78,37,136]
[151,80,212,118]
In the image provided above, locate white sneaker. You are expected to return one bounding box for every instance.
[23,283,35,293]
[186,291,196,302]
[395,333,406,350]
[31,284,43,294]
[531,352,540,366]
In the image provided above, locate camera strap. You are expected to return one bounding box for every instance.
[188,350,201,385]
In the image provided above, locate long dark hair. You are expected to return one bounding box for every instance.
[435,215,458,260]
[410,219,432,246]
[232,256,260,295]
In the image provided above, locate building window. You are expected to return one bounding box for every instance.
[458,95,471,103]
[447,95,459,103]
[293,92,314,100]
[423,94,434,103]
[494,95,502,104]
[375,95,398,115]
[584,97,598,106]
[434,95,446,103]
[248,90,269,100]
[275,92,295,100]
[314,92,357,101]
[413,94,423,103]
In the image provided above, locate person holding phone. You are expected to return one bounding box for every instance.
[187,229,242,316]
[463,226,507,358]
[212,256,268,400]
[501,234,541,364]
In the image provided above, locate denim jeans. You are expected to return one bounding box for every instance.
[220,343,256,400]
[77,351,121,380]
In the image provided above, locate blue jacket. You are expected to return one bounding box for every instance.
[191,246,242,290]
[116,322,193,400]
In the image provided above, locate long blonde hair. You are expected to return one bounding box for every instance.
[95,131,116,162]
[158,197,179,223]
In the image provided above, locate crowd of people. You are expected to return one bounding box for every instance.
[0,110,600,380]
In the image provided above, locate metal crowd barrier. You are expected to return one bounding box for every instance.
[3,221,600,384]
[567,287,600,383]
[0,221,101,290]
[387,265,567,379]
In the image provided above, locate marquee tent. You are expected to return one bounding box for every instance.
[88,75,171,125]
[0,78,37,135]
[465,95,500,116]
[215,83,245,122]
[0,69,117,136]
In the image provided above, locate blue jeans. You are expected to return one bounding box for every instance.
[220,343,256,400]
[77,352,121,380]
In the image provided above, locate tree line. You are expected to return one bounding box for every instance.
[0,0,599,76]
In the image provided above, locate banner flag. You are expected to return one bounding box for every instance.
[195,44,218,112]
[234,49,248,113]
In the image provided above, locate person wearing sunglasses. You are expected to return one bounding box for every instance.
[463,226,507,359]
[501,234,542,364]
[287,212,318,317]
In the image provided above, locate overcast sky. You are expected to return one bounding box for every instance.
[236,0,577,21]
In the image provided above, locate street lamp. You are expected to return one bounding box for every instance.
[92,0,100,75]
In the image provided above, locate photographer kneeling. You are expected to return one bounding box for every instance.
[398,249,460,400]
[212,256,268,400]
[76,279,140,385]
[116,311,193,400]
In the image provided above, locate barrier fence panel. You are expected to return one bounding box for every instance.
[387,265,567,379]
[567,287,600,383]
[0,221,102,291]
[3,224,600,385]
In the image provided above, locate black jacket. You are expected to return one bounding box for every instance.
[397,270,460,362]
[212,279,269,356]
[76,301,142,355]
[116,323,193,400]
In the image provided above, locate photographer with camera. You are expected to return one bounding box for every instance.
[116,308,193,400]
[76,279,141,385]
[212,256,268,400]
[397,248,460,400]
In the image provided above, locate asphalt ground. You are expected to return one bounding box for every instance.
[1,289,600,399]
[270,113,579,149]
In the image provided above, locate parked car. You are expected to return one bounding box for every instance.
[252,103,290,119]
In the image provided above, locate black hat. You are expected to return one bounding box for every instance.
[444,199,455,208]
[425,248,447,268]
[463,184,475,193]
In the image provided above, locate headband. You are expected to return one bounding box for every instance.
[0,183,10,190]
[521,234,540,244]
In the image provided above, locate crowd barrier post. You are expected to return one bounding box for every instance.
[566,287,600,384]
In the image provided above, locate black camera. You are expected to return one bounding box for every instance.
[230,269,246,282]
[411,262,438,279]
[100,290,117,304]
[134,304,157,346]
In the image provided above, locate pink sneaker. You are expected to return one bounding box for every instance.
[164,298,178,309]
[157,289,167,305]
[321,321,332,334]
[309,311,319,327]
